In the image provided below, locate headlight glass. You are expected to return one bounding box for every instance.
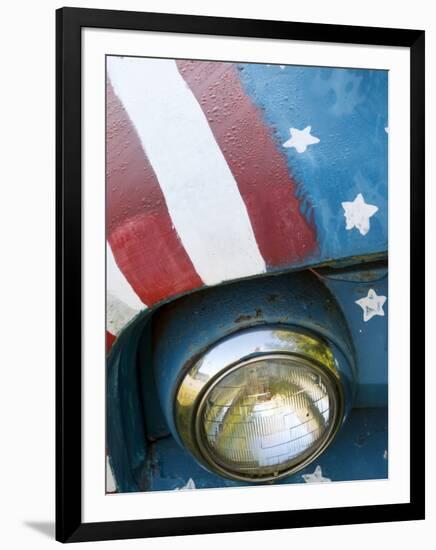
[174,328,345,482]
[197,356,337,479]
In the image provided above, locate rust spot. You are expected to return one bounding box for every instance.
[234,309,263,324]
[234,314,253,323]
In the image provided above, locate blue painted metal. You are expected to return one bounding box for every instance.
[107,265,388,492]
[152,270,356,448]
[138,324,171,440]
[146,407,388,491]
[107,313,150,492]
[318,269,388,407]
[106,62,390,493]
[238,64,388,260]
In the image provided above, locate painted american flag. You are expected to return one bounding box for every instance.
[106,57,388,349]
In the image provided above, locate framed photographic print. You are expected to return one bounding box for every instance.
[56,7,425,543]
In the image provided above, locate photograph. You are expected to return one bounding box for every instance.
[105,55,389,493]
[0,1,429,547]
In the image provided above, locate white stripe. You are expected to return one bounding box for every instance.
[107,57,266,286]
[106,291,139,336]
[106,456,117,493]
[106,243,146,311]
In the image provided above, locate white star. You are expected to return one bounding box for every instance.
[302,465,331,483]
[283,126,320,153]
[341,193,378,236]
[355,289,387,322]
[174,478,196,491]
[279,65,286,69]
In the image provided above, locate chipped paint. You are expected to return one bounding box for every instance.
[313,261,388,282]
[107,242,145,311]
[174,478,196,491]
[355,288,387,322]
[106,291,139,336]
[302,465,331,483]
[342,193,379,236]
[106,456,117,493]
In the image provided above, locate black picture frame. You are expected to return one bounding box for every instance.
[56,6,425,543]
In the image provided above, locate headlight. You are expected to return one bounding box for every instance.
[175,327,345,482]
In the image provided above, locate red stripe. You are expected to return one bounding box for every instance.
[106,80,202,305]
[177,61,318,267]
[106,331,116,352]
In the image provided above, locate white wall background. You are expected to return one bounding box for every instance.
[0,0,433,548]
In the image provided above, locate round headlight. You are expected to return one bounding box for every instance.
[175,327,345,482]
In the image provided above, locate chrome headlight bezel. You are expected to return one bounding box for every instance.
[174,326,348,483]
